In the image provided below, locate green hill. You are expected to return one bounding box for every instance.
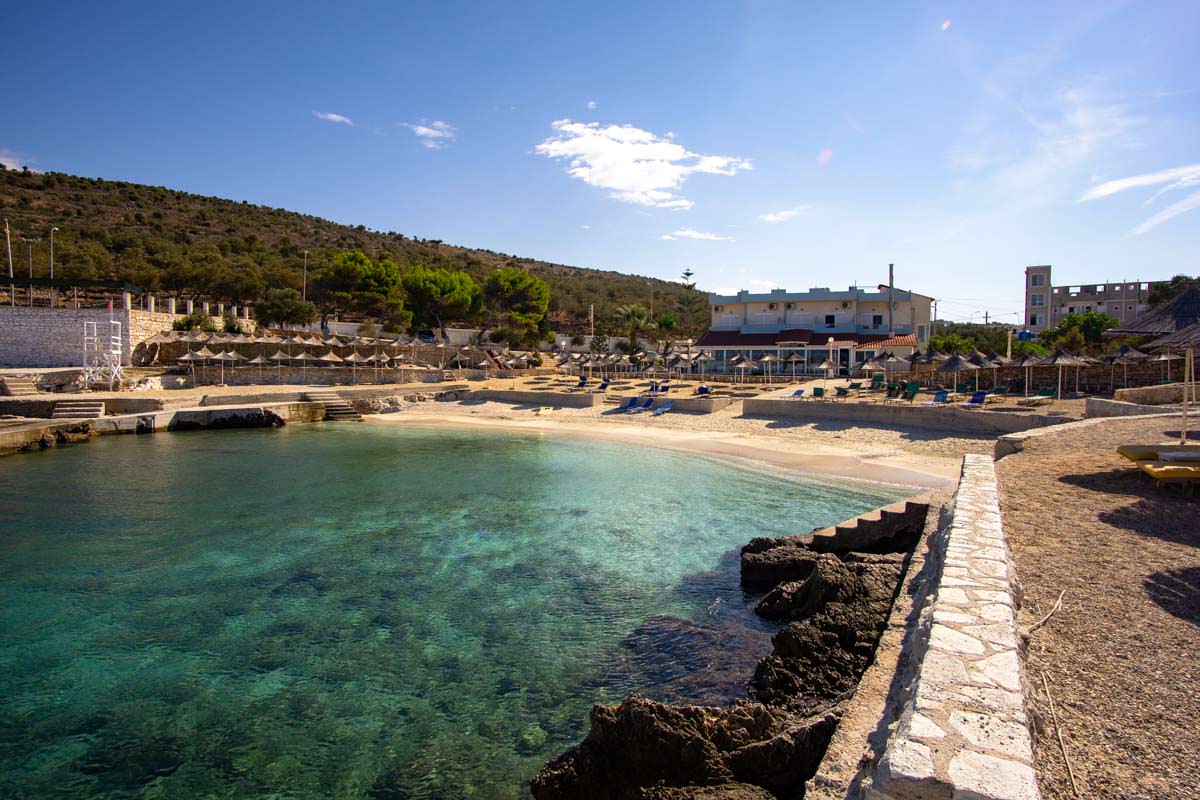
[0,167,702,333]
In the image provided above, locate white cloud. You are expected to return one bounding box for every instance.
[586,100,598,110]
[759,205,810,223]
[660,228,734,241]
[1080,163,1200,234]
[0,147,35,170]
[313,111,353,125]
[580,224,591,229]
[535,119,752,210]
[401,120,457,149]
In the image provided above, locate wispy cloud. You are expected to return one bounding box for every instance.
[586,100,598,110]
[0,147,35,170]
[759,205,810,223]
[1080,163,1200,234]
[401,120,457,149]
[535,119,752,210]
[313,111,353,126]
[661,228,734,241]
[817,148,833,166]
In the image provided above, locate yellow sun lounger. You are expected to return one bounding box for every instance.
[1138,460,1200,487]
[1116,444,1200,463]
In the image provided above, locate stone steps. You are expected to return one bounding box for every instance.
[51,400,106,419]
[0,377,39,396]
[808,499,929,553]
[303,391,362,421]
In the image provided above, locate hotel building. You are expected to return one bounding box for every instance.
[1023,265,1163,333]
[695,284,933,375]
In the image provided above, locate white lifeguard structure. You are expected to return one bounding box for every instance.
[82,318,123,390]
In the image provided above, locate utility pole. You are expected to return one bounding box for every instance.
[983,310,989,325]
[4,219,12,306]
[932,299,938,337]
[302,250,309,302]
[49,226,59,307]
[20,238,37,306]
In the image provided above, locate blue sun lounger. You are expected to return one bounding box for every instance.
[695,385,711,396]
[960,390,987,409]
[650,401,674,416]
[628,397,654,413]
[615,396,639,411]
[789,388,805,399]
[923,389,949,406]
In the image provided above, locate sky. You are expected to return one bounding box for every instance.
[3,1,1198,324]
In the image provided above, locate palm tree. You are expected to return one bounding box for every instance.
[614,304,653,349]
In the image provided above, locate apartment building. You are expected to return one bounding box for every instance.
[695,284,932,375]
[1024,265,1162,333]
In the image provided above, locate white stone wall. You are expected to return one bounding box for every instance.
[870,455,1041,800]
[0,307,241,367]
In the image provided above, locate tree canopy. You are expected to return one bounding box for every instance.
[481,268,551,338]
[401,266,483,341]
[254,288,319,328]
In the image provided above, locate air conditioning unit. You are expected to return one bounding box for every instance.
[714,305,723,313]
[841,302,849,309]
[785,303,795,310]
[768,303,777,311]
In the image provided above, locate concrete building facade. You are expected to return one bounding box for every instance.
[1023,265,1161,333]
[695,284,933,375]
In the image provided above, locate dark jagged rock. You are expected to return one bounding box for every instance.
[529,694,841,800]
[740,540,818,592]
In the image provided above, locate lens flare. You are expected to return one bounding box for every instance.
[941,18,952,31]
[818,148,833,166]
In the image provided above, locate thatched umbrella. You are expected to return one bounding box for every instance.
[1149,322,1200,442]
[1149,350,1183,383]
[936,353,979,393]
[758,353,778,384]
[247,354,270,382]
[814,357,836,391]
[1007,353,1041,397]
[1036,349,1089,400]
[786,352,805,381]
[343,351,368,383]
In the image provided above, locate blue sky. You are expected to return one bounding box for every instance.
[3,1,1197,323]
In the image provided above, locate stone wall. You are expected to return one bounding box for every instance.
[0,306,243,367]
[742,397,1072,435]
[869,455,1040,800]
[472,389,605,408]
[1113,381,1195,405]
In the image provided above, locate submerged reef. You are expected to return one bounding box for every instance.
[530,502,926,800]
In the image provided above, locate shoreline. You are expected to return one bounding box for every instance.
[363,408,959,489]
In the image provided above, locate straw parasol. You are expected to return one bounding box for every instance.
[343,351,368,383]
[1149,351,1183,382]
[786,352,805,381]
[758,353,778,383]
[1036,349,1089,400]
[1148,321,1200,442]
[814,357,836,390]
[247,354,270,381]
[936,353,980,393]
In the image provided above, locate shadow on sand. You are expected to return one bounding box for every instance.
[1145,566,1200,627]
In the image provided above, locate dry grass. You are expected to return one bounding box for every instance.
[996,415,1200,799]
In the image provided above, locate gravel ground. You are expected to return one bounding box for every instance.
[996,414,1199,800]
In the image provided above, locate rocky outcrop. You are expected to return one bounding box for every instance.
[530,695,841,800]
[532,504,925,799]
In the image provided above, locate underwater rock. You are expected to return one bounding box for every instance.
[529,694,840,800]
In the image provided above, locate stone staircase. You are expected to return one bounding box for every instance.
[807,498,930,553]
[1,377,39,396]
[303,390,362,421]
[51,400,106,419]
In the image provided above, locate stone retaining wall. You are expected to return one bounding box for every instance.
[869,455,1040,800]
[610,394,735,414]
[1113,381,1193,405]
[472,389,605,408]
[1084,397,1178,418]
[743,397,1071,435]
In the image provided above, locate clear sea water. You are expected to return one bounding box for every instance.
[0,423,907,799]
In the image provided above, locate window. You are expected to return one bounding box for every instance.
[872,314,884,328]
[1030,294,1044,307]
[824,314,836,328]
[1029,313,1043,326]
[1030,274,1045,287]
[917,324,927,340]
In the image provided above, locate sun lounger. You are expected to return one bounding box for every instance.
[650,401,674,416]
[960,390,988,409]
[615,396,639,411]
[627,397,654,413]
[695,385,712,396]
[810,387,826,401]
[789,388,805,400]
[591,379,611,393]
[532,406,554,415]
[924,389,950,406]
[1138,460,1200,490]
[1117,444,1200,463]
[834,386,851,401]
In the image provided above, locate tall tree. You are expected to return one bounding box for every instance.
[401,266,483,341]
[614,304,653,349]
[311,251,408,329]
[480,267,551,341]
[254,288,319,328]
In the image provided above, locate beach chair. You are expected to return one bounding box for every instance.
[650,401,674,417]
[955,382,972,395]
[590,378,611,392]
[1116,444,1200,463]
[960,390,988,409]
[657,382,672,394]
[788,388,806,399]
[848,382,863,392]
[834,386,851,401]
[1138,460,1200,492]
[1017,388,1055,407]
[627,397,654,413]
[615,396,639,411]
[923,389,950,406]
[869,375,885,391]
[574,375,588,389]
[810,387,826,401]
[695,385,712,396]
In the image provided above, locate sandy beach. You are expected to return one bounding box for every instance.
[362,396,993,488]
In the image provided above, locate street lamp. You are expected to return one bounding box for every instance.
[49,226,59,279]
[685,338,693,374]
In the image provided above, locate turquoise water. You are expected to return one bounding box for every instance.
[0,423,907,799]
